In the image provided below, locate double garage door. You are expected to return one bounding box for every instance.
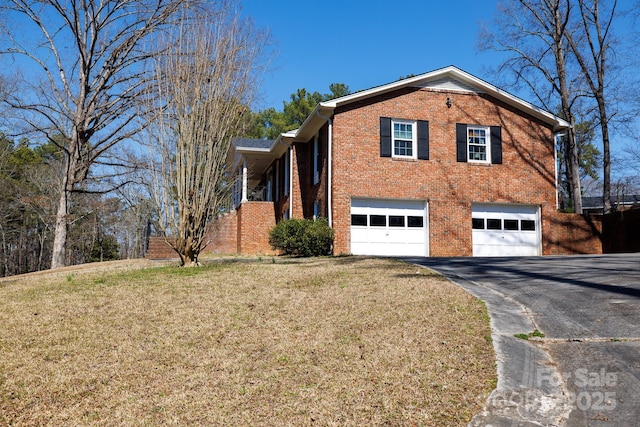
[350,199,541,257]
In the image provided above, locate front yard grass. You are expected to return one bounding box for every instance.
[0,257,495,426]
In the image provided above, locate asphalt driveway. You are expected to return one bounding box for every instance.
[404,254,640,427]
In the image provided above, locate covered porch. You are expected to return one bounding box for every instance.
[228,137,291,210]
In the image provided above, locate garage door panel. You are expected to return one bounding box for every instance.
[350,198,428,256]
[472,204,541,257]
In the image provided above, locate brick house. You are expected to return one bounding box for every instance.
[225,66,578,257]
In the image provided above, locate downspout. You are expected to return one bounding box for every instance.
[554,133,560,210]
[289,146,293,217]
[327,119,333,227]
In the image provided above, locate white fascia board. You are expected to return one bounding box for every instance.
[235,147,272,155]
[450,69,571,131]
[320,66,459,108]
[287,104,335,142]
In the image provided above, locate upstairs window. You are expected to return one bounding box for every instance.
[456,123,502,164]
[467,126,490,163]
[393,120,416,159]
[380,117,429,160]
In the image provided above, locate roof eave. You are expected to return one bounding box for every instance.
[288,104,335,142]
[281,66,571,144]
[321,65,571,131]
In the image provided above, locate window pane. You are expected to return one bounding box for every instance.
[469,145,486,161]
[521,220,536,231]
[394,123,413,139]
[393,121,414,157]
[487,219,502,230]
[468,127,488,161]
[394,139,413,156]
[351,214,367,226]
[468,128,487,144]
[408,216,424,227]
[504,219,519,230]
[389,215,405,227]
[370,215,386,227]
[472,218,485,229]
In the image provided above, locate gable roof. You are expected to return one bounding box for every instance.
[285,65,571,143]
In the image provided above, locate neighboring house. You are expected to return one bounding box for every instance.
[582,195,640,214]
[225,66,576,257]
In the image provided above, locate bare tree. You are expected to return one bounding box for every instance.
[145,3,268,266]
[481,0,584,212]
[564,0,618,213]
[0,0,188,269]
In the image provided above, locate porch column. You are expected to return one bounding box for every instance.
[241,159,248,202]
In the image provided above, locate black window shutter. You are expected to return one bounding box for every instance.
[490,126,502,164]
[380,117,392,157]
[456,123,467,162]
[417,120,429,160]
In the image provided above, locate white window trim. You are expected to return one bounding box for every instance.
[467,125,491,164]
[392,119,417,159]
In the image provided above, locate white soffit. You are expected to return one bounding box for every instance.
[415,76,479,93]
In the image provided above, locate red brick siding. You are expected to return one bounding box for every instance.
[330,88,558,256]
[146,236,178,259]
[290,142,306,218]
[545,212,603,254]
[145,211,239,259]
[237,201,277,255]
[206,211,238,254]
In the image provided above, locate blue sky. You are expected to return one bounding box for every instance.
[240,0,639,184]
[241,0,506,110]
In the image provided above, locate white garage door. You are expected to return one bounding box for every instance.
[472,204,541,256]
[350,198,428,256]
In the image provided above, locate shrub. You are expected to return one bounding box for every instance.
[269,218,334,257]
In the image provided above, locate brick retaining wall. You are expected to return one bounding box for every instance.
[545,212,602,255]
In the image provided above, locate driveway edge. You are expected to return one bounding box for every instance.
[414,265,572,426]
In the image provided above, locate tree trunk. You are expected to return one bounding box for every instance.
[566,125,583,213]
[0,223,8,277]
[554,1,583,213]
[599,98,612,213]
[50,187,69,269]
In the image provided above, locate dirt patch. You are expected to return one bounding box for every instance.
[0,257,495,426]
